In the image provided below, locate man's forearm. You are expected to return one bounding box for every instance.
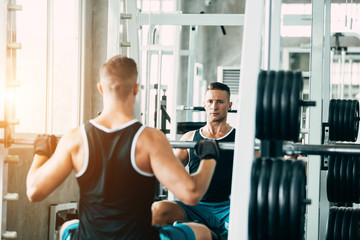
[29,154,49,173]
[26,154,50,202]
[191,159,216,197]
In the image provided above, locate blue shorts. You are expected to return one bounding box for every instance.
[61,222,194,240]
[175,200,230,237]
[61,222,78,240]
[158,223,195,240]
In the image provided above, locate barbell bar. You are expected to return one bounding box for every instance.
[176,105,238,113]
[170,141,360,156]
[4,137,360,156]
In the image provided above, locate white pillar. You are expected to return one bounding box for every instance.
[228,0,265,239]
[307,0,326,239]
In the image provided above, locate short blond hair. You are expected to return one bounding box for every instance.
[100,55,138,99]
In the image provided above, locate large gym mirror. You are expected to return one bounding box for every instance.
[138,24,243,139]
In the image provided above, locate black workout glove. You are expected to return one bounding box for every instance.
[194,139,220,161]
[33,134,58,158]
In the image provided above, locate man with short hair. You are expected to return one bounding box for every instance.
[152,82,235,239]
[26,55,220,240]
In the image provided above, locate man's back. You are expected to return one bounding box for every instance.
[74,120,159,240]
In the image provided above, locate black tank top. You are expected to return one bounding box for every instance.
[189,128,235,202]
[73,120,159,240]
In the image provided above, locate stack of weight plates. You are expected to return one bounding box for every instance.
[249,158,306,240]
[326,207,360,240]
[255,70,303,142]
[328,99,359,142]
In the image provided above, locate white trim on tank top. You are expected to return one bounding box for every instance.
[76,124,89,178]
[76,119,142,178]
[199,127,234,140]
[131,125,154,177]
[89,119,139,133]
[187,127,235,155]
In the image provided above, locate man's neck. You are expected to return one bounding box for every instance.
[95,105,134,129]
[202,121,232,139]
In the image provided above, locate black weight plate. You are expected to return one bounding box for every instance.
[338,100,346,141]
[327,156,335,202]
[340,155,347,203]
[357,157,360,204]
[279,160,293,240]
[256,71,267,139]
[333,207,345,240]
[346,156,354,203]
[290,71,302,142]
[272,71,284,139]
[326,207,337,240]
[358,158,360,204]
[333,155,341,202]
[353,100,359,142]
[344,100,351,141]
[353,157,359,203]
[268,159,283,240]
[349,208,359,240]
[257,158,272,240]
[333,99,341,141]
[290,160,306,240]
[341,207,353,240]
[248,157,262,240]
[263,71,275,139]
[348,100,356,142]
[281,71,293,140]
[329,99,336,141]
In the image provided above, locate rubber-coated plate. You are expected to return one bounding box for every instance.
[349,100,356,142]
[290,160,306,240]
[353,157,359,203]
[290,72,302,142]
[257,158,272,240]
[349,208,359,240]
[255,70,267,139]
[281,71,293,140]
[338,100,346,141]
[353,100,359,142]
[329,99,336,141]
[279,160,293,240]
[333,155,341,202]
[327,156,335,202]
[333,207,345,240]
[344,100,351,141]
[326,207,337,240]
[340,155,347,203]
[248,157,262,240]
[346,156,354,203]
[263,71,275,139]
[333,99,341,141]
[268,159,283,239]
[341,207,353,240]
[272,71,284,139]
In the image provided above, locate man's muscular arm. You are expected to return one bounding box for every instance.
[26,130,79,202]
[174,131,195,166]
[140,128,217,206]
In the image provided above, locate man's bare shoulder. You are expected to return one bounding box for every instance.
[180,130,195,141]
[138,127,169,145]
[58,126,83,151]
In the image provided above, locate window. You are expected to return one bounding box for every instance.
[14,0,80,135]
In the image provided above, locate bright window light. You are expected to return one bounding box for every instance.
[281,3,360,37]
[15,0,79,134]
